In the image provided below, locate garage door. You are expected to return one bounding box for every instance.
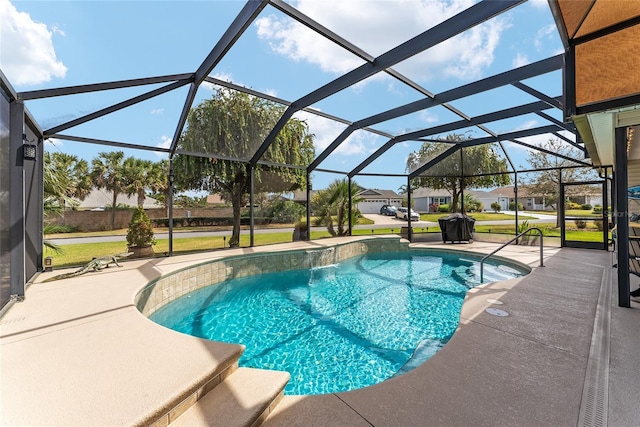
[358,199,387,214]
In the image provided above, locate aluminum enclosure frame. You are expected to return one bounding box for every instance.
[1,0,609,301]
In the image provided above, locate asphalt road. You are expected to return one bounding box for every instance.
[48,212,556,246]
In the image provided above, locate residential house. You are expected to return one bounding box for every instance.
[411,188,452,212]
[291,188,402,214]
[355,189,403,214]
[77,189,158,210]
[489,187,546,210]
[489,186,603,211]
[468,189,509,212]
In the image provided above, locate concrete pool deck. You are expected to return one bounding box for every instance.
[1,237,638,426]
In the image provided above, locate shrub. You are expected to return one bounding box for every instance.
[574,219,588,229]
[593,205,603,214]
[44,225,79,234]
[517,220,535,245]
[580,204,592,210]
[566,201,582,210]
[490,202,501,213]
[463,194,482,213]
[509,201,524,211]
[262,200,306,224]
[438,204,450,213]
[127,207,156,248]
[595,220,604,231]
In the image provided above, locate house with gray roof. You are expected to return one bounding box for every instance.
[76,188,158,210]
[355,189,403,214]
[411,188,452,212]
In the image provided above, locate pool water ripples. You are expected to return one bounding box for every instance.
[150,251,525,395]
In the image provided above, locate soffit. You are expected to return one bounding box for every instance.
[556,0,640,40]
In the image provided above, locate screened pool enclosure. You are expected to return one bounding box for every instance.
[5,0,638,310]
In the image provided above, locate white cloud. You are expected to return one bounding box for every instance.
[255,0,507,84]
[295,110,377,158]
[529,0,549,9]
[155,135,172,156]
[512,52,530,68]
[418,110,439,125]
[513,119,538,132]
[502,129,576,155]
[262,87,278,97]
[0,0,67,86]
[150,108,164,115]
[534,24,558,52]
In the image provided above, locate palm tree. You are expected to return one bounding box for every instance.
[45,152,91,211]
[43,152,79,254]
[148,160,170,213]
[312,179,362,236]
[123,157,154,208]
[91,151,126,230]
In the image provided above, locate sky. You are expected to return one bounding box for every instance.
[0,0,576,194]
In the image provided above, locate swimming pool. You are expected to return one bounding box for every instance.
[149,249,527,395]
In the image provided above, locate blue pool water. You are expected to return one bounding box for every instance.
[150,251,525,395]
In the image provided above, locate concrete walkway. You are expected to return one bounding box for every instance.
[1,238,637,426]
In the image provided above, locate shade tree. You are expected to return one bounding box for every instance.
[172,89,315,247]
[407,133,511,213]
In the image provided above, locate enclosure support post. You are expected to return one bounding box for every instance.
[559,170,565,245]
[407,176,413,242]
[306,172,311,241]
[460,148,465,215]
[9,99,25,298]
[249,164,255,247]
[615,126,630,307]
[514,171,519,239]
[348,176,353,236]
[168,160,174,256]
[603,172,609,250]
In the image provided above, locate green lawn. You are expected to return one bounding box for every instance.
[419,212,535,222]
[474,224,609,242]
[44,211,607,269]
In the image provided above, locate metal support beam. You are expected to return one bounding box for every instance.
[348,176,353,236]
[507,137,592,167]
[194,0,268,84]
[409,145,461,179]
[18,73,194,100]
[395,100,558,143]
[511,81,563,110]
[559,170,565,245]
[44,80,190,136]
[615,126,630,307]
[250,165,255,247]
[514,171,519,235]
[168,160,174,256]
[407,176,413,242]
[314,55,562,172]
[9,99,25,297]
[306,172,311,241]
[169,82,198,157]
[309,125,357,171]
[460,148,465,214]
[349,139,397,178]
[564,50,576,120]
[252,0,525,165]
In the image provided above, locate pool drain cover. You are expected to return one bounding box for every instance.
[485,308,509,317]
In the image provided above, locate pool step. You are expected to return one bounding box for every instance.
[169,367,290,427]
